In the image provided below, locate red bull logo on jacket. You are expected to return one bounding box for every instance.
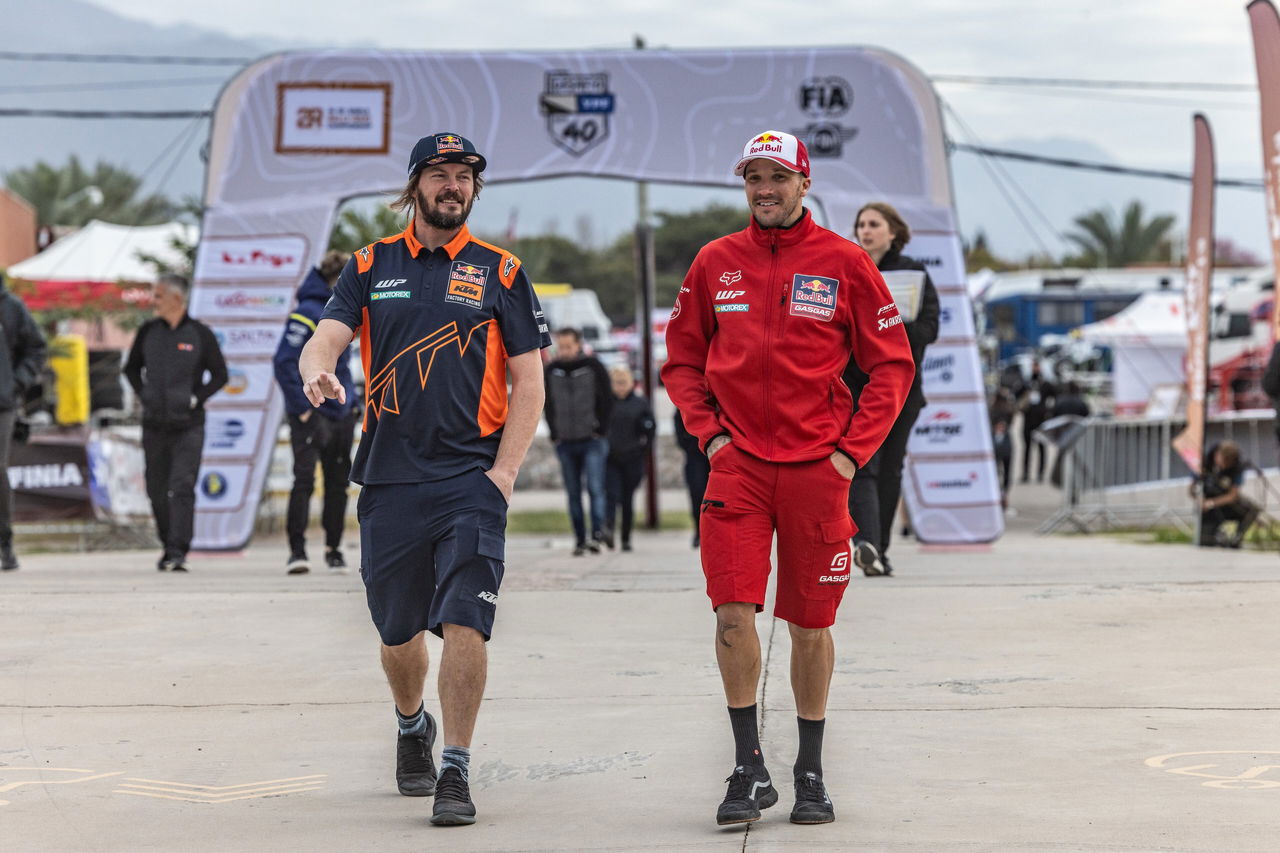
[788,273,839,322]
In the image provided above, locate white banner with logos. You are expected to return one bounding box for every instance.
[911,400,993,456]
[213,324,284,359]
[204,409,269,459]
[194,235,308,282]
[208,360,276,407]
[194,461,253,512]
[191,47,999,549]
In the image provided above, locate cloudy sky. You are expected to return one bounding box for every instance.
[69,0,1275,258]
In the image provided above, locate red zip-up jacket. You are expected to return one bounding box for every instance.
[661,209,914,466]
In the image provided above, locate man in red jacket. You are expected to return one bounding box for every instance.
[662,130,914,828]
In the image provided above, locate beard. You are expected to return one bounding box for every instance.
[417,187,474,230]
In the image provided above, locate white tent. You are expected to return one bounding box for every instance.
[7,220,195,283]
[1077,292,1186,415]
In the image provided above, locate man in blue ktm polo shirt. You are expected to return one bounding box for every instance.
[299,132,549,827]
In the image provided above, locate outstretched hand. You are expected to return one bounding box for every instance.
[303,372,346,407]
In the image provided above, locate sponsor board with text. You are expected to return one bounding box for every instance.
[911,400,992,455]
[194,236,307,282]
[920,343,985,398]
[203,410,267,459]
[276,82,391,154]
[209,361,276,406]
[213,325,284,358]
[195,462,252,511]
[190,286,296,320]
[907,459,1001,507]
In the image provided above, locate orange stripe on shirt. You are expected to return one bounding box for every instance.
[476,319,508,436]
[360,307,371,432]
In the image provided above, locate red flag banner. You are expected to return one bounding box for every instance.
[1249,0,1280,334]
[1172,114,1215,472]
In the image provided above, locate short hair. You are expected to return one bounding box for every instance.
[555,328,582,342]
[608,364,634,381]
[318,250,349,284]
[156,272,190,298]
[1217,440,1241,468]
[855,201,911,254]
[390,165,485,215]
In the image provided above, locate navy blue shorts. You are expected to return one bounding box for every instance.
[357,468,508,645]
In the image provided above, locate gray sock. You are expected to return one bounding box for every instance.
[440,745,471,782]
[395,703,427,737]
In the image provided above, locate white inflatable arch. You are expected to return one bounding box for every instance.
[190,47,1001,549]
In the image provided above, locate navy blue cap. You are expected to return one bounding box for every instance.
[408,133,487,176]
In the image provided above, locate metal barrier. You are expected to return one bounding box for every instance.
[1039,410,1279,533]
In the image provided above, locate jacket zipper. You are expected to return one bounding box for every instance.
[762,232,780,458]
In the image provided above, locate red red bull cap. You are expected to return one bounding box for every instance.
[733,130,810,178]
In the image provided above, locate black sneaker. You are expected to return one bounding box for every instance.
[585,539,601,554]
[325,549,347,572]
[430,766,476,826]
[880,553,894,577]
[790,771,835,824]
[157,554,172,572]
[598,527,615,550]
[170,560,189,573]
[716,764,778,825]
[853,539,884,577]
[286,552,310,575]
[396,712,437,796]
[572,544,587,557]
[1,542,18,571]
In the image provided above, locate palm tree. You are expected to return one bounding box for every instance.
[329,203,408,252]
[4,156,175,228]
[1064,200,1175,267]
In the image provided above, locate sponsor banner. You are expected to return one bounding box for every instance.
[209,360,276,406]
[911,400,994,455]
[213,324,284,359]
[277,82,391,154]
[194,462,252,511]
[936,291,976,339]
[906,459,1002,508]
[920,343,985,398]
[87,428,150,520]
[204,410,267,459]
[899,232,965,289]
[1249,1,1280,333]
[194,235,307,282]
[9,437,93,521]
[1171,114,1215,473]
[190,285,296,320]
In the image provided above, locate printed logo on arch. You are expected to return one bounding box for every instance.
[789,274,839,321]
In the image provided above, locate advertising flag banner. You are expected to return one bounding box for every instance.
[1171,114,1215,472]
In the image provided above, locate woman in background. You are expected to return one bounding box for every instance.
[604,365,655,551]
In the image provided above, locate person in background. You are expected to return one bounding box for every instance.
[0,272,47,571]
[1016,360,1056,483]
[273,250,357,575]
[544,328,613,555]
[674,410,710,548]
[603,364,655,551]
[1192,440,1259,548]
[1050,381,1090,419]
[1261,340,1280,444]
[844,201,940,577]
[124,273,228,573]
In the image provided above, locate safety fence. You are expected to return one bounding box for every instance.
[1039,410,1279,534]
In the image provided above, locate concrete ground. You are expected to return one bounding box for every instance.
[4,480,1280,852]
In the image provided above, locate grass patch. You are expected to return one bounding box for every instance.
[506,509,693,534]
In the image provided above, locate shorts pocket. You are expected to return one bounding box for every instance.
[806,515,855,598]
[477,526,506,562]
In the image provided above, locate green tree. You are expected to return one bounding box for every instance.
[5,156,175,228]
[1063,200,1175,267]
[328,203,408,252]
[652,203,746,307]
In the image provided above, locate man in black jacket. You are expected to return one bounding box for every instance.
[544,327,612,555]
[124,273,228,572]
[0,273,47,571]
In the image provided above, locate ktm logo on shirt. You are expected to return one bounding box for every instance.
[448,280,482,300]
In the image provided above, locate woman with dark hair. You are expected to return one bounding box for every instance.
[843,201,940,576]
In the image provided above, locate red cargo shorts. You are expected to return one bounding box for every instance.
[698,442,856,629]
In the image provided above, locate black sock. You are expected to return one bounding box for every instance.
[728,704,764,767]
[794,716,825,777]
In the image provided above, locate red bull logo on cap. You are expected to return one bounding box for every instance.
[437,134,464,151]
